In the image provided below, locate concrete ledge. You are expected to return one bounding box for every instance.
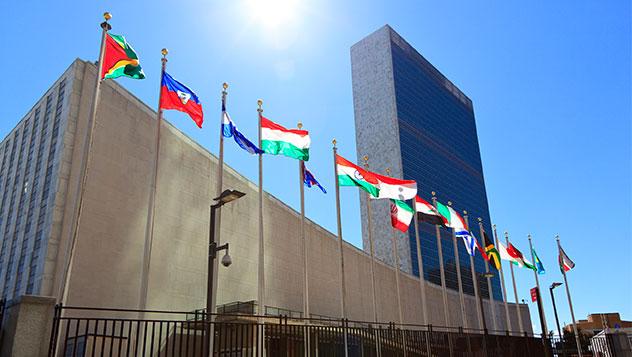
[1,295,56,357]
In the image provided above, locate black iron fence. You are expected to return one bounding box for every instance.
[49,305,547,357]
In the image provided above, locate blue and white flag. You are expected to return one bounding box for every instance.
[222,110,263,155]
[456,230,476,256]
[304,166,326,193]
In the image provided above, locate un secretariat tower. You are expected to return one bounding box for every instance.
[351,25,502,302]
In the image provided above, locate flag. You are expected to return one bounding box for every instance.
[523,257,536,271]
[532,248,545,275]
[436,202,467,230]
[335,155,380,197]
[483,231,501,270]
[414,196,447,226]
[390,199,414,232]
[261,117,310,161]
[475,235,488,261]
[222,111,263,155]
[558,245,575,273]
[159,72,203,128]
[304,166,326,193]
[102,33,145,80]
[456,230,476,256]
[373,174,417,200]
[498,241,527,267]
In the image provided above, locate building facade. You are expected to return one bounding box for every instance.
[0,58,530,332]
[351,25,503,301]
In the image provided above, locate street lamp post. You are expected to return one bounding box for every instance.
[205,189,245,357]
[550,282,565,357]
[476,272,494,355]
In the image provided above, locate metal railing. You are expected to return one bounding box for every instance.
[49,304,547,356]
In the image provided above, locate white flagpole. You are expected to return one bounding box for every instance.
[331,140,349,357]
[463,212,482,329]
[297,123,310,357]
[211,83,228,316]
[449,202,468,329]
[505,231,524,334]
[362,156,379,325]
[479,218,498,331]
[528,234,548,335]
[59,12,112,303]
[257,100,266,356]
[138,48,168,311]
[431,192,450,326]
[385,168,404,326]
[411,199,428,324]
[493,224,512,331]
[557,235,582,355]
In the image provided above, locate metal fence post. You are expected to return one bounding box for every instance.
[48,303,63,357]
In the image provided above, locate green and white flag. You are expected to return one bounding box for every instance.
[390,199,414,232]
[335,154,380,197]
[261,117,310,160]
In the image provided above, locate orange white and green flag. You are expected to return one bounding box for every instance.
[101,33,145,80]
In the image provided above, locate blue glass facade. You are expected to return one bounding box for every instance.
[352,26,503,301]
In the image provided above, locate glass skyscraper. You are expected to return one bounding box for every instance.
[0,70,70,301]
[351,25,502,301]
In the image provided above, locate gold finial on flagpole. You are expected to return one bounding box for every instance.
[504,231,509,237]
[478,217,482,222]
[297,122,303,129]
[332,139,337,148]
[362,156,368,166]
[101,12,113,30]
[431,191,436,197]
[448,201,452,206]
[223,82,228,90]
[161,48,168,57]
[555,234,560,241]
[386,168,391,175]
[257,99,263,113]
[463,210,467,215]
[493,224,496,228]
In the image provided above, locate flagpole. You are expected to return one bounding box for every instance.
[493,224,512,331]
[557,235,582,355]
[298,123,310,357]
[463,212,482,329]
[528,234,548,335]
[449,202,468,329]
[411,199,428,325]
[332,139,349,357]
[257,100,266,356]
[211,82,228,316]
[138,48,168,311]
[59,12,112,303]
[362,156,379,325]
[431,192,450,327]
[385,168,404,326]
[505,231,524,334]
[479,218,498,331]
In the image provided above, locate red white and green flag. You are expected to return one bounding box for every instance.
[414,196,447,226]
[101,33,145,80]
[390,199,414,232]
[498,241,525,267]
[374,173,417,200]
[558,245,575,273]
[335,155,380,197]
[435,201,467,231]
[261,117,310,161]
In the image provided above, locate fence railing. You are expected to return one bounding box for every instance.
[49,305,547,357]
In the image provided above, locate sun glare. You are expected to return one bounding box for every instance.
[247,0,299,29]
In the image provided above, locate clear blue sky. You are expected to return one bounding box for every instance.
[1,0,630,334]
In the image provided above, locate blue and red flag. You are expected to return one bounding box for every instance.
[160,72,203,128]
[303,166,326,193]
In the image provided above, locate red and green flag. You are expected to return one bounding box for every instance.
[335,154,380,197]
[390,199,414,232]
[101,33,145,80]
